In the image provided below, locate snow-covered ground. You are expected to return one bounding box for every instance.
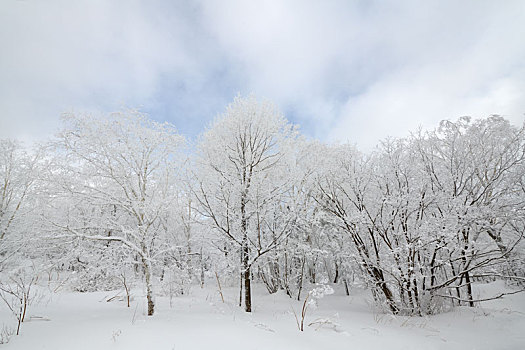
[2,282,524,349]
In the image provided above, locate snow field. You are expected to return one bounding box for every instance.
[2,281,524,350]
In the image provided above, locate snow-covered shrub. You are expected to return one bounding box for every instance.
[294,281,334,331]
[0,267,40,336]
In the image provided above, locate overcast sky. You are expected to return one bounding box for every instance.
[1,0,524,149]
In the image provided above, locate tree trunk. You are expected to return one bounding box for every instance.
[243,243,252,312]
[464,271,474,307]
[460,232,474,308]
[142,256,155,316]
[370,266,398,314]
[333,261,339,284]
[200,247,205,288]
[122,275,130,308]
[239,248,243,307]
[240,180,251,312]
[297,255,306,301]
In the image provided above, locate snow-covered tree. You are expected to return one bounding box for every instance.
[49,110,185,315]
[193,95,299,312]
[0,140,44,272]
[312,116,525,315]
[412,116,525,309]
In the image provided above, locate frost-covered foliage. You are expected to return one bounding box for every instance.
[1,98,524,326]
[0,140,44,272]
[313,116,525,315]
[43,110,187,315]
[192,95,301,312]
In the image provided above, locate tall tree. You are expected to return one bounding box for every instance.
[193,95,298,312]
[50,110,185,315]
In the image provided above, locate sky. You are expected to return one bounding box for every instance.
[1,0,524,150]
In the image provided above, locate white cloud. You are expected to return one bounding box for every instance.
[1,0,524,149]
[0,0,207,142]
[199,0,525,147]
